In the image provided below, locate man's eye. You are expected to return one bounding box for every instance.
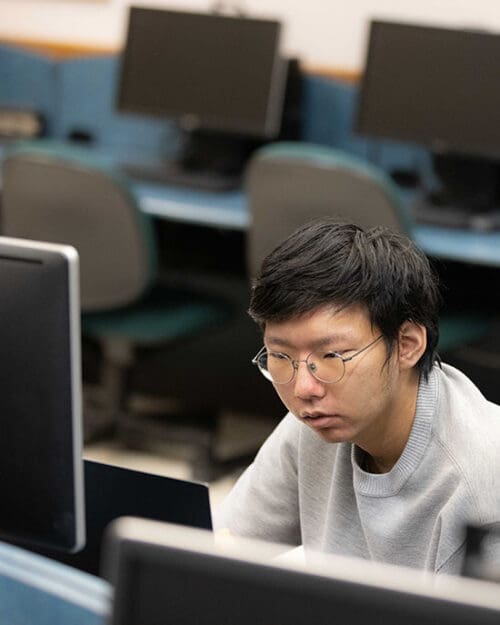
[323,352,341,359]
[270,352,288,360]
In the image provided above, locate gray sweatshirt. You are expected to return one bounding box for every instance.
[215,363,500,574]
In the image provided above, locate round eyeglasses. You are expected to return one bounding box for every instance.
[252,335,383,385]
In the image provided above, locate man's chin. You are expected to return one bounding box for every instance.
[312,425,351,444]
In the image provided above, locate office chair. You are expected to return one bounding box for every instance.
[245,141,490,351]
[0,142,229,445]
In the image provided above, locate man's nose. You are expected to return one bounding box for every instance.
[293,361,326,399]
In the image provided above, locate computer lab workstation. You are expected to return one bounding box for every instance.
[2,11,500,433]
[0,234,496,625]
[0,237,499,625]
[2,6,500,624]
[3,13,500,257]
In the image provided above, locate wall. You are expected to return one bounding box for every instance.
[1,0,500,71]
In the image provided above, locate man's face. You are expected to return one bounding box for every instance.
[263,304,407,450]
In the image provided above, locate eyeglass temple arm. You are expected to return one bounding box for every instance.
[342,335,383,363]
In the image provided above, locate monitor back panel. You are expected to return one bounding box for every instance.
[35,459,212,575]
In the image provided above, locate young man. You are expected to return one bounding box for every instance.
[216,220,500,574]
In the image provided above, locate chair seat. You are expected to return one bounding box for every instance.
[82,287,230,345]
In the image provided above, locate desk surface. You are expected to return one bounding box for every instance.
[413,225,500,267]
[134,181,248,231]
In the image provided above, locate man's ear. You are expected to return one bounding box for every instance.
[398,321,427,370]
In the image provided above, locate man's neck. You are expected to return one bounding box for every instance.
[363,451,398,474]
[362,369,421,474]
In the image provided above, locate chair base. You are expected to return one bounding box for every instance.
[115,410,257,483]
[83,382,120,443]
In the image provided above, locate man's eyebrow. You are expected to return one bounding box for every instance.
[264,333,354,350]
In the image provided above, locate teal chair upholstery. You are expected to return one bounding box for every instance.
[245,142,491,352]
[0,539,110,625]
[1,141,229,441]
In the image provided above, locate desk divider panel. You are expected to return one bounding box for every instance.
[0,44,58,136]
[56,55,177,154]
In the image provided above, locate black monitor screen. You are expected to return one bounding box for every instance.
[356,21,500,160]
[118,7,286,138]
[104,519,500,625]
[0,237,85,553]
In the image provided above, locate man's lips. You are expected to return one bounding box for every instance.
[302,413,342,428]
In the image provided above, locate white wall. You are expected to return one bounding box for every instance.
[1,0,500,70]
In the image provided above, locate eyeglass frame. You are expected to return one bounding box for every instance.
[252,335,384,385]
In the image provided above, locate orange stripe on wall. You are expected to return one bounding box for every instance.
[0,36,360,82]
[0,37,119,60]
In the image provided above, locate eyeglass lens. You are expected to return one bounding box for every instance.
[260,351,345,384]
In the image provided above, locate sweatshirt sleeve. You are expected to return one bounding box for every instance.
[213,413,302,547]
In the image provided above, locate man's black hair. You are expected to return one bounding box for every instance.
[248,219,442,379]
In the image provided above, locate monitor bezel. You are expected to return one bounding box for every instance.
[117,6,287,139]
[0,236,85,553]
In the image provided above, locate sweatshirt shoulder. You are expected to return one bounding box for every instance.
[434,363,500,519]
[437,363,500,424]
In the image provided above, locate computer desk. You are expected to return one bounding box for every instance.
[2,141,500,268]
[134,181,248,231]
[413,224,500,267]
[133,179,500,268]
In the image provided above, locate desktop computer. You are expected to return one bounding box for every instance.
[356,21,500,230]
[117,6,292,190]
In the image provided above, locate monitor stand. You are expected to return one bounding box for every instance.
[123,127,264,192]
[412,152,500,231]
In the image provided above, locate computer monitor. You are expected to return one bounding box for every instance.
[356,21,500,221]
[104,518,500,625]
[0,237,85,553]
[356,21,500,159]
[35,459,212,576]
[117,6,287,187]
[119,7,285,138]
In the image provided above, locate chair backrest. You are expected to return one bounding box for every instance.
[1,143,157,312]
[245,142,413,277]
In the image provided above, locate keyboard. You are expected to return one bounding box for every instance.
[121,161,242,192]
